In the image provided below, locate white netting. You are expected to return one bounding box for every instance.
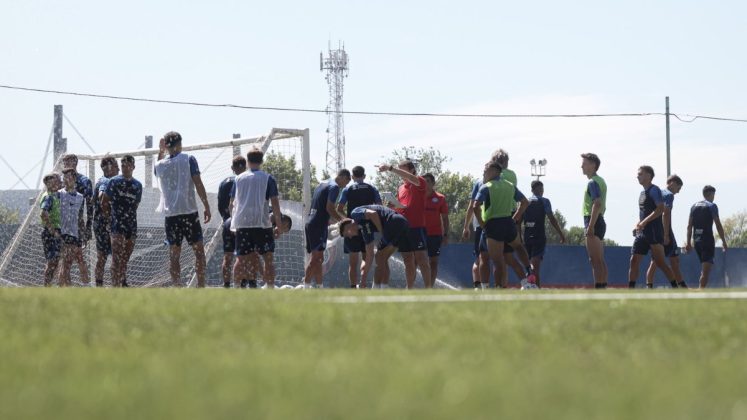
[0,129,311,287]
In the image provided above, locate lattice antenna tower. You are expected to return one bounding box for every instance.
[320,41,349,175]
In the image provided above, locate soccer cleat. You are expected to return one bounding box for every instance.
[520,277,538,290]
[223,282,231,289]
[240,279,248,288]
[248,280,258,289]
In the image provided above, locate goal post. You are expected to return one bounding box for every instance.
[0,128,311,287]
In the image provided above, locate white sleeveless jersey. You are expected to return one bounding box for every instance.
[154,153,198,217]
[230,170,272,230]
[59,190,84,238]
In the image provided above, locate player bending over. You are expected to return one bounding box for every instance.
[102,155,142,287]
[645,175,688,288]
[474,161,536,289]
[303,169,350,289]
[339,204,410,288]
[627,166,680,289]
[522,180,565,288]
[39,173,62,287]
[58,168,89,286]
[686,185,727,288]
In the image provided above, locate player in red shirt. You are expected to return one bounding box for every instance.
[423,173,449,288]
[377,160,432,288]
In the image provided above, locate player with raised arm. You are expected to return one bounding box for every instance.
[39,173,62,287]
[339,204,410,288]
[230,148,285,289]
[61,154,94,246]
[522,180,566,288]
[336,165,381,288]
[474,161,537,290]
[423,173,449,288]
[377,160,432,289]
[154,131,212,287]
[627,166,680,289]
[92,156,119,287]
[101,155,142,287]
[645,175,688,289]
[218,156,246,288]
[303,169,350,288]
[687,185,728,288]
[58,168,89,286]
[580,153,609,289]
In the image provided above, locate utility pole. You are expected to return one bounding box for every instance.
[53,105,66,165]
[144,136,153,188]
[321,41,349,176]
[665,96,671,176]
[232,133,241,157]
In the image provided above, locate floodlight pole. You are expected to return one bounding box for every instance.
[53,105,66,165]
[144,136,153,188]
[665,96,671,176]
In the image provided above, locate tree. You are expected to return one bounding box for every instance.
[437,171,476,241]
[262,151,319,202]
[722,210,747,248]
[545,210,567,245]
[372,146,450,195]
[0,204,19,224]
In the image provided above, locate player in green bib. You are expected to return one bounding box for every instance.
[39,173,62,286]
[474,161,537,289]
[581,153,608,288]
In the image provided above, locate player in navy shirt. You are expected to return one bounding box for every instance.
[336,166,381,288]
[521,181,566,288]
[102,155,142,287]
[627,166,679,289]
[462,179,490,289]
[302,169,350,288]
[340,204,409,288]
[645,175,688,289]
[92,156,119,287]
[687,185,728,288]
[217,156,246,288]
[62,154,94,244]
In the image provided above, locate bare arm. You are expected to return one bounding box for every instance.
[101,192,111,223]
[473,203,485,229]
[326,201,344,223]
[192,174,212,223]
[441,212,450,245]
[158,137,166,161]
[513,197,529,224]
[547,212,566,243]
[637,203,665,231]
[270,196,283,238]
[686,216,693,251]
[714,215,728,251]
[662,206,672,245]
[377,164,421,185]
[336,202,346,218]
[462,200,475,240]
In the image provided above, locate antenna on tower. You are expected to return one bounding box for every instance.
[321,40,349,176]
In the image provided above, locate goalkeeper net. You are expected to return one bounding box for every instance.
[0,128,311,287]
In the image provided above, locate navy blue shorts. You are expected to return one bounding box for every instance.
[525,240,546,259]
[305,222,328,253]
[694,240,715,264]
[93,222,111,255]
[235,228,275,256]
[41,228,62,261]
[111,222,137,240]
[484,217,518,243]
[664,232,679,258]
[344,235,366,254]
[222,218,235,253]
[583,216,606,240]
[165,213,203,246]
[426,235,443,257]
[378,215,409,250]
[61,234,82,247]
[632,223,663,256]
[397,227,427,253]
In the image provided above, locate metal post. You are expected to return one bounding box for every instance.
[665,97,671,176]
[53,105,65,165]
[232,133,241,157]
[144,136,153,188]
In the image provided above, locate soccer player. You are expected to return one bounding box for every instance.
[462,178,490,289]
[627,166,680,289]
[230,148,285,289]
[303,169,350,288]
[61,154,94,245]
[39,173,62,287]
[58,168,89,286]
[474,161,536,289]
[92,156,119,287]
[423,173,449,287]
[101,155,142,287]
[217,156,246,288]
[522,180,566,288]
[336,165,381,288]
[339,204,410,288]
[686,185,728,288]
[580,153,609,289]
[377,160,432,289]
[155,131,212,287]
[645,175,688,289]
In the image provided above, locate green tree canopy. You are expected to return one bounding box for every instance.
[262,151,318,202]
[722,210,747,248]
[0,204,19,224]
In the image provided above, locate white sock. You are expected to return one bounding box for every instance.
[481,283,488,290]
[380,284,388,289]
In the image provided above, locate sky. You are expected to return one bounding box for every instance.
[1,0,746,244]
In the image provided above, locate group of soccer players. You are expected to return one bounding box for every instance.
[38,132,729,289]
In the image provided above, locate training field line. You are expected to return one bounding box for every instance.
[326,291,747,304]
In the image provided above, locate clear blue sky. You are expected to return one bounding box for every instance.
[1,0,746,244]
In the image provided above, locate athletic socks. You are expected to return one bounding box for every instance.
[223,282,231,288]
[670,280,678,288]
[628,281,636,289]
[95,280,104,287]
[594,283,607,289]
[677,281,688,288]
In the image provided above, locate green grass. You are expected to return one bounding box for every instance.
[1,289,746,420]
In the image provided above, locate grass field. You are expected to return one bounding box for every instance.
[1,289,746,420]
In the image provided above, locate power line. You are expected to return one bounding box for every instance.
[0,83,660,119]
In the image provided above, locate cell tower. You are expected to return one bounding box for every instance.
[320,41,349,175]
